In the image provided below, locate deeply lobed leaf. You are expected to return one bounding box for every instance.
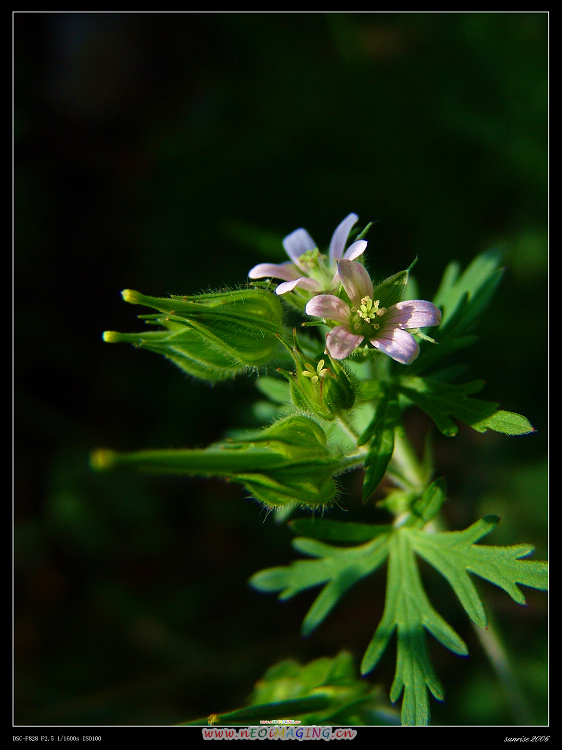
[251,506,547,726]
[397,376,535,437]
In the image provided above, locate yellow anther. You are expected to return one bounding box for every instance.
[300,248,322,266]
[303,360,329,385]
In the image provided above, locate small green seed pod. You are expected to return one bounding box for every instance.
[91,415,343,511]
[103,287,288,380]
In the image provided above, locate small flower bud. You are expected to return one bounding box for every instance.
[278,334,356,421]
[371,267,411,309]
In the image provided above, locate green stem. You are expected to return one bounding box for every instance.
[336,411,362,443]
[388,428,426,491]
[472,618,532,725]
[339,449,369,472]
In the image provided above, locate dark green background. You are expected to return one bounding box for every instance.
[14,12,548,727]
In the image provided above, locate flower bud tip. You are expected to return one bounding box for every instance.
[102,330,120,343]
[121,289,142,304]
[90,449,116,471]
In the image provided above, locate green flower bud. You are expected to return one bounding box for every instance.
[91,415,343,511]
[278,334,356,421]
[371,259,416,309]
[103,287,287,380]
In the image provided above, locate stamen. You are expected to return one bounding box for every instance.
[302,359,329,385]
[352,297,385,330]
[357,297,382,323]
[299,248,322,267]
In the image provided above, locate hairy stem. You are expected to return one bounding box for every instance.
[388,428,427,491]
[472,618,531,724]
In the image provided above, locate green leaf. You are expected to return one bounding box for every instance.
[360,385,400,501]
[404,477,447,529]
[290,518,392,544]
[409,249,504,375]
[252,513,547,726]
[471,409,536,436]
[397,376,534,437]
[433,249,504,336]
[250,530,392,637]
[408,515,548,629]
[361,517,547,725]
[360,530,467,726]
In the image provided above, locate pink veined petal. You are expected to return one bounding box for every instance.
[276,277,321,295]
[305,294,351,325]
[326,326,364,360]
[343,239,367,261]
[282,227,317,266]
[382,300,442,329]
[328,213,359,262]
[370,328,420,365]
[337,258,374,306]
[248,262,301,282]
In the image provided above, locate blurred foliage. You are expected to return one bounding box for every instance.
[14,12,547,726]
[184,651,400,726]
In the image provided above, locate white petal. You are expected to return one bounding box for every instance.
[370,328,420,365]
[343,239,367,261]
[329,213,358,262]
[384,300,442,329]
[276,277,321,295]
[326,326,364,359]
[248,262,300,281]
[282,228,316,265]
[337,259,374,306]
[305,294,351,324]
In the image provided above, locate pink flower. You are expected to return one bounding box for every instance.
[248,213,367,295]
[305,259,442,364]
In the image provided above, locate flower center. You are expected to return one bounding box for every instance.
[299,248,323,267]
[295,249,336,290]
[351,297,386,333]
